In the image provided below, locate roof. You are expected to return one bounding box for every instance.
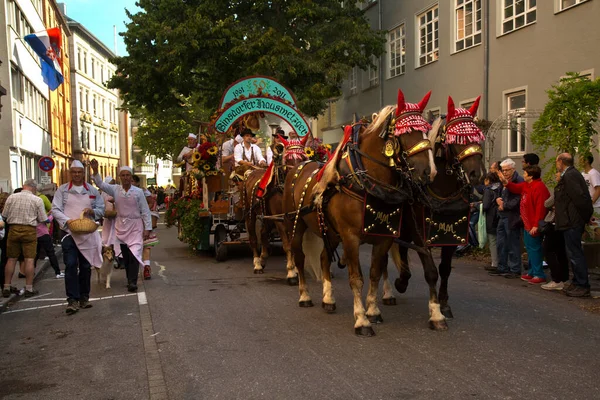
[64,15,116,59]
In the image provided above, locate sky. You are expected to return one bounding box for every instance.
[60,0,141,56]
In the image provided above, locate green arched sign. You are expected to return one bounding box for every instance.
[213,76,310,137]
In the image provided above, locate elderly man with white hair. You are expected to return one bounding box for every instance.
[177,133,199,173]
[2,179,48,298]
[91,160,152,293]
[52,160,105,314]
[489,158,524,279]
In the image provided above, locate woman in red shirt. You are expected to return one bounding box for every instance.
[498,165,550,284]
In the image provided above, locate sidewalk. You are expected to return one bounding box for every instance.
[0,244,63,313]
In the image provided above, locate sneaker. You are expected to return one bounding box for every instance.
[56,272,65,279]
[528,277,547,284]
[565,285,591,298]
[143,265,151,280]
[562,282,576,292]
[520,274,534,281]
[79,299,93,309]
[503,272,521,279]
[66,299,79,315]
[488,270,506,276]
[2,287,11,298]
[541,281,565,291]
[23,289,39,298]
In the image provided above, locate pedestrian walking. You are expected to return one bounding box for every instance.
[482,172,502,271]
[132,175,158,280]
[52,161,105,314]
[91,161,152,293]
[499,165,550,284]
[554,153,593,297]
[489,158,524,279]
[0,192,9,289]
[2,179,48,297]
[35,210,63,279]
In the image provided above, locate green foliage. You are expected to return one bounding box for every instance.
[108,0,385,119]
[532,72,600,161]
[165,194,210,250]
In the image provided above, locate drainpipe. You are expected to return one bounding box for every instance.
[378,0,384,109]
[483,0,490,163]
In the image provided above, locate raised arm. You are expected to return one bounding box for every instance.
[90,159,116,197]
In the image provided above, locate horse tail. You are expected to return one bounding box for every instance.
[302,231,323,282]
[390,242,410,274]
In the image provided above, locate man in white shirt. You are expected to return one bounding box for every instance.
[582,154,600,213]
[234,129,266,168]
[176,133,198,173]
[221,134,242,174]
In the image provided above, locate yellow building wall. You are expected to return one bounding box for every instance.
[44,0,72,186]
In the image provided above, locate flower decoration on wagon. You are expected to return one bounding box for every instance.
[305,137,330,163]
[190,137,223,178]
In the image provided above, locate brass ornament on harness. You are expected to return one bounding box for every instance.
[456,145,483,162]
[404,140,432,158]
[384,141,395,158]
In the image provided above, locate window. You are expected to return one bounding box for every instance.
[502,0,536,34]
[349,67,357,95]
[455,0,482,51]
[368,56,379,87]
[100,65,104,83]
[11,66,24,110]
[77,48,81,70]
[93,94,97,116]
[85,90,89,111]
[417,5,439,67]
[83,52,88,74]
[558,0,589,11]
[506,91,527,155]
[91,58,95,79]
[388,24,406,77]
[79,89,84,111]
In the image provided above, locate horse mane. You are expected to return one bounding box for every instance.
[427,117,444,148]
[362,105,395,138]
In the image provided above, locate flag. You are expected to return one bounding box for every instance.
[24,27,64,91]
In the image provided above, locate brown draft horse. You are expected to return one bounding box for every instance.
[388,96,486,328]
[242,135,310,283]
[283,91,437,336]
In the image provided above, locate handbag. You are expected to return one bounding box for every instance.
[477,203,487,248]
[538,220,554,235]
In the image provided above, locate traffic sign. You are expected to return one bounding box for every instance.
[40,176,52,185]
[38,157,55,172]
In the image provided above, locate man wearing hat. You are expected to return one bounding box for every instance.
[91,161,152,294]
[2,179,48,298]
[51,160,105,314]
[176,133,199,173]
[234,128,266,168]
[266,128,288,165]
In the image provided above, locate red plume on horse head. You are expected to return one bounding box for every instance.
[396,89,406,116]
[394,89,433,136]
[447,96,456,121]
[300,133,310,146]
[417,91,432,112]
[444,95,485,145]
[278,135,289,147]
[469,95,481,117]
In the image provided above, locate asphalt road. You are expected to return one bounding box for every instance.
[1,222,600,400]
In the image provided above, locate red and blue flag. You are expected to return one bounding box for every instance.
[24,27,64,91]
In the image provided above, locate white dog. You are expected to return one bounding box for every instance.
[95,246,115,289]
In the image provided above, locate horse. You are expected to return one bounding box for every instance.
[241,135,310,283]
[282,90,437,336]
[388,95,486,326]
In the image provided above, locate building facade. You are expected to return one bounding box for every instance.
[0,0,52,192]
[45,0,71,185]
[65,14,121,180]
[329,0,599,166]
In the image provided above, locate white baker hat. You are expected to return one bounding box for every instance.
[187,133,197,140]
[70,160,84,169]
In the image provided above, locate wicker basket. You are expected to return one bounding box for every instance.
[105,210,117,218]
[67,212,99,234]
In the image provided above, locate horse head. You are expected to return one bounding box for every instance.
[429,95,486,186]
[388,89,437,184]
[279,134,310,168]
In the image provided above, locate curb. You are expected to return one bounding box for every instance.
[0,245,63,314]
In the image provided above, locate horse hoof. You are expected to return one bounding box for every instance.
[337,261,346,269]
[321,302,336,313]
[354,326,376,337]
[299,300,314,308]
[429,319,449,331]
[441,306,454,319]
[253,269,264,274]
[394,278,409,294]
[287,277,299,286]
[367,314,383,324]
[382,297,397,306]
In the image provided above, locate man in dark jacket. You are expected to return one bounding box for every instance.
[555,153,593,297]
[490,158,524,278]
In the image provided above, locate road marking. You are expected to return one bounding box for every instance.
[22,292,54,301]
[138,291,148,305]
[1,294,137,314]
[156,262,168,284]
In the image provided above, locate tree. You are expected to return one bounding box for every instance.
[531,73,600,161]
[109,0,385,120]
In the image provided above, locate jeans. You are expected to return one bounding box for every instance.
[523,231,544,278]
[562,225,590,288]
[543,229,569,283]
[496,217,522,274]
[35,234,60,275]
[488,233,498,267]
[120,244,139,285]
[469,210,479,247]
[62,235,91,301]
